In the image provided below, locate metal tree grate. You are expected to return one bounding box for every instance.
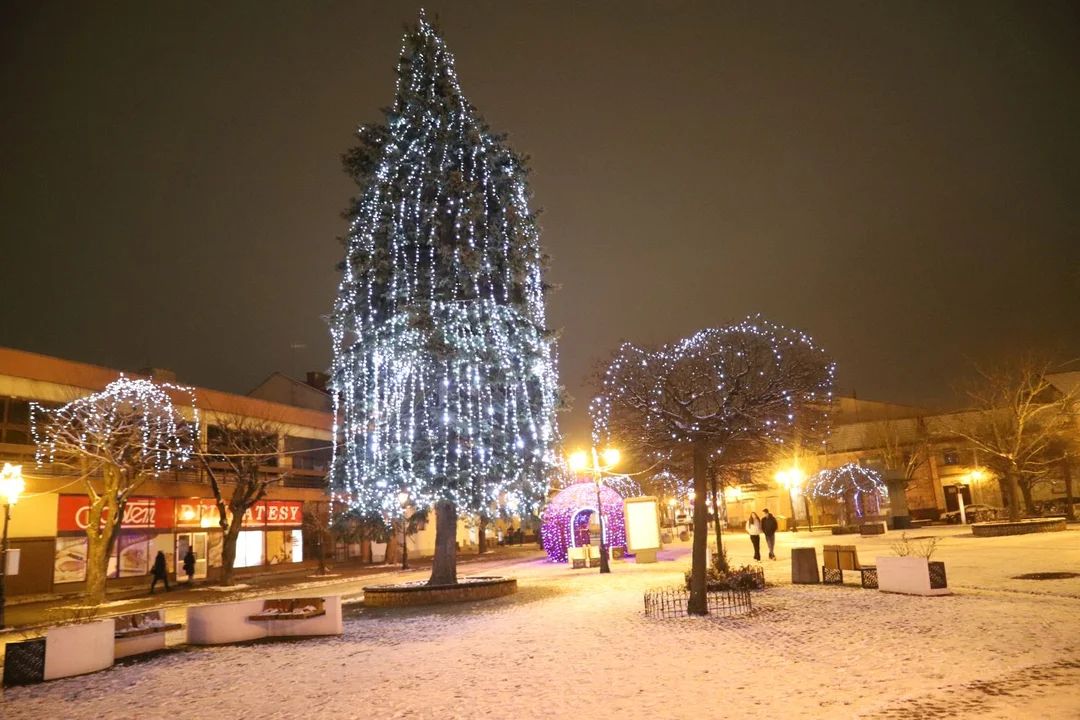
[3,638,46,687]
[644,587,753,619]
[928,561,948,589]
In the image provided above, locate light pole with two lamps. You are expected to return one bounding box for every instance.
[0,463,26,630]
[775,467,809,532]
[568,447,620,574]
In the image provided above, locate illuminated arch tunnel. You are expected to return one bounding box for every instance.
[541,482,627,563]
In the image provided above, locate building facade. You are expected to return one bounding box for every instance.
[0,347,333,597]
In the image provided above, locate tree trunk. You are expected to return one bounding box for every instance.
[708,476,726,571]
[1018,477,1037,517]
[220,516,244,587]
[430,500,458,586]
[1063,460,1076,523]
[687,440,710,616]
[478,514,489,554]
[1005,469,1022,522]
[84,474,122,605]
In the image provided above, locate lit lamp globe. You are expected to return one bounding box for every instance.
[397,490,410,508]
[600,448,620,468]
[0,463,24,506]
[568,450,588,473]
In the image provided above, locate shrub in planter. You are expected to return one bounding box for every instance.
[684,548,766,591]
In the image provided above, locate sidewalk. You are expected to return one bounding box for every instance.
[0,545,545,638]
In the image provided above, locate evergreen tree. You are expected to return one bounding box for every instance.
[330,13,558,585]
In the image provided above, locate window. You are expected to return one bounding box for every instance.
[942,448,962,465]
[0,398,33,446]
[234,530,265,568]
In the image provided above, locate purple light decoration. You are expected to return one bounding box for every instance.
[541,482,627,563]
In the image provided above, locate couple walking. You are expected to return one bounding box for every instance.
[745,509,779,561]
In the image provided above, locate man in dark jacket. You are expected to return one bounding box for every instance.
[150,550,171,592]
[183,546,196,584]
[760,509,779,560]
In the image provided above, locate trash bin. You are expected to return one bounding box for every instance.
[791,547,820,584]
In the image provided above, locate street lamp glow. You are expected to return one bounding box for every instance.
[568,450,588,472]
[397,490,410,507]
[970,469,984,482]
[0,464,23,506]
[600,448,620,468]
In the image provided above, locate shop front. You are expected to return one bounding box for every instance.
[52,495,306,592]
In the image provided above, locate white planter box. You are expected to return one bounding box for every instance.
[44,619,115,681]
[371,542,387,563]
[187,599,269,645]
[875,556,950,596]
[187,595,343,645]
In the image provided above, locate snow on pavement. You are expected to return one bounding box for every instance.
[3,529,1080,719]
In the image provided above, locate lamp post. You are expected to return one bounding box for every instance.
[568,447,620,574]
[775,468,806,532]
[0,463,25,630]
[397,490,410,570]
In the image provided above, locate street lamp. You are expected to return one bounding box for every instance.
[568,447,619,574]
[397,490,410,570]
[775,468,808,532]
[0,463,25,630]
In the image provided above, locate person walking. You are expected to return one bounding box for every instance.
[150,550,171,593]
[745,512,763,561]
[761,508,779,560]
[183,546,196,584]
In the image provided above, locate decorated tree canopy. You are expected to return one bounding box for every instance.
[541,482,627,563]
[329,13,558,535]
[807,463,886,518]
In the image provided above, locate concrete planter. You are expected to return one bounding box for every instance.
[187,595,342,645]
[43,619,116,681]
[364,577,517,608]
[875,556,950,596]
[972,517,1067,537]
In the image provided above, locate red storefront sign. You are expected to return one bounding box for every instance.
[174,499,303,529]
[58,495,176,532]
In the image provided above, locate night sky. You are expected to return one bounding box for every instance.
[3,1,1078,445]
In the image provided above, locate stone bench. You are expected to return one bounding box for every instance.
[187,595,342,645]
[114,610,184,659]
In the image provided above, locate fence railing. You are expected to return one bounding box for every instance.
[644,586,753,619]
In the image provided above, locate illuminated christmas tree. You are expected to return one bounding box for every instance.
[330,13,558,584]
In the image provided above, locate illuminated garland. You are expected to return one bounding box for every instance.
[806,463,886,517]
[540,482,627,563]
[31,376,198,474]
[330,12,558,520]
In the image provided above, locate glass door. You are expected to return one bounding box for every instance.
[177,532,209,580]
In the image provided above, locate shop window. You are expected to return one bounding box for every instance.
[235,530,264,568]
[115,533,152,577]
[54,537,89,583]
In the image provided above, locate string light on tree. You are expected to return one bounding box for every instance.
[329,12,559,585]
[806,463,887,519]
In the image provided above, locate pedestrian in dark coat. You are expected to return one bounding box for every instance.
[183,547,196,584]
[150,550,170,592]
[761,509,779,560]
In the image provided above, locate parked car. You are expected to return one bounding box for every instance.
[942,504,1002,524]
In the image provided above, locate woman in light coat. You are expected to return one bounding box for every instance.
[745,512,762,561]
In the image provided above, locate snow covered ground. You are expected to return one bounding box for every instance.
[3,526,1080,719]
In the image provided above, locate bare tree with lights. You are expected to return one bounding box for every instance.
[198,413,286,587]
[32,378,197,604]
[937,357,1077,521]
[865,417,931,528]
[330,13,559,586]
[591,317,835,615]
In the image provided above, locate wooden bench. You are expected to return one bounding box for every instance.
[822,544,877,588]
[247,598,326,622]
[114,611,183,659]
